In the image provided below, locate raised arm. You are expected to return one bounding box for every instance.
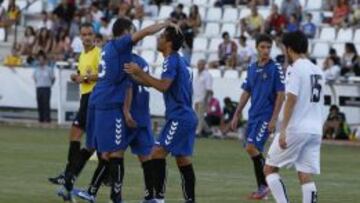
[131,22,170,44]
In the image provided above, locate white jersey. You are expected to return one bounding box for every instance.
[285,58,325,135]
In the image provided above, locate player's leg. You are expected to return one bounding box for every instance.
[176,156,195,203]
[138,155,155,202]
[298,172,317,203]
[108,150,126,203]
[151,146,168,202]
[264,165,288,203]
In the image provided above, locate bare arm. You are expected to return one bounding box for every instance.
[123,86,137,128]
[131,22,169,44]
[235,91,250,116]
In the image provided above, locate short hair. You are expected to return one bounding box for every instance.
[255,34,272,47]
[164,26,184,51]
[112,17,133,37]
[222,32,229,38]
[37,50,47,59]
[80,22,93,30]
[177,3,184,9]
[95,33,103,39]
[282,31,308,54]
[239,35,247,42]
[329,48,337,55]
[330,105,339,112]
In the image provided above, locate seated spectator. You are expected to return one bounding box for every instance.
[32,28,54,56]
[3,44,22,67]
[301,13,317,39]
[204,91,222,135]
[95,33,104,47]
[331,0,350,27]
[38,11,53,30]
[20,26,36,56]
[91,1,103,22]
[264,4,287,36]
[99,17,112,40]
[209,32,238,69]
[341,43,360,76]
[69,13,81,40]
[240,5,264,38]
[170,3,187,22]
[327,48,341,65]
[220,97,243,136]
[129,0,145,20]
[53,0,76,25]
[323,57,341,83]
[52,27,71,60]
[186,5,202,35]
[85,13,100,34]
[323,105,350,140]
[286,14,299,33]
[237,35,256,70]
[280,0,301,20]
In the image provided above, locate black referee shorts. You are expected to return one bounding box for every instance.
[72,93,90,130]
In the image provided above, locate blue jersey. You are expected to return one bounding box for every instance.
[242,59,285,121]
[161,52,196,121]
[90,34,133,108]
[130,54,151,127]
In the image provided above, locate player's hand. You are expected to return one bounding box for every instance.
[268,119,276,133]
[279,132,287,150]
[124,63,143,75]
[230,115,239,131]
[124,112,137,128]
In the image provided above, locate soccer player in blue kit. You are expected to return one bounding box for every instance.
[231,34,285,200]
[73,53,155,203]
[81,18,171,203]
[124,26,198,203]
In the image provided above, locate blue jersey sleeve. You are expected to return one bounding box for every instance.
[161,57,177,80]
[112,34,133,53]
[241,66,252,92]
[274,64,285,92]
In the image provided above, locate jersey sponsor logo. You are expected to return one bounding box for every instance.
[165,121,179,145]
[115,118,122,145]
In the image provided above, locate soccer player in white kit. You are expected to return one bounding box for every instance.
[264,31,324,203]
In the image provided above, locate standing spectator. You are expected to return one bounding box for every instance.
[85,13,100,34]
[301,13,316,39]
[286,14,299,33]
[331,0,350,27]
[209,32,238,68]
[280,0,301,20]
[264,4,287,36]
[240,5,264,37]
[237,35,256,70]
[341,43,360,76]
[6,0,21,24]
[33,51,55,123]
[19,26,36,55]
[32,28,54,55]
[38,11,53,30]
[204,91,222,136]
[129,0,145,20]
[194,59,213,136]
[170,3,187,22]
[53,0,76,25]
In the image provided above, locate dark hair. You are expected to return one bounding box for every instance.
[80,22,93,30]
[345,43,357,55]
[306,12,312,18]
[164,26,184,51]
[37,50,47,60]
[329,48,337,55]
[256,33,272,47]
[95,33,103,40]
[239,35,247,42]
[282,31,308,54]
[224,97,232,105]
[189,5,199,19]
[330,105,339,112]
[25,26,35,37]
[177,3,184,9]
[112,17,133,37]
[222,32,229,39]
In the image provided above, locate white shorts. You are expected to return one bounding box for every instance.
[265,133,322,174]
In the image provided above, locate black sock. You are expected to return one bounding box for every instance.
[65,141,80,174]
[142,160,154,200]
[109,158,124,202]
[73,148,93,177]
[179,164,196,202]
[252,153,267,188]
[88,154,109,196]
[152,159,166,199]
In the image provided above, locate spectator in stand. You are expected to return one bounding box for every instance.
[53,0,76,25]
[323,105,350,140]
[220,97,242,136]
[38,11,53,30]
[331,0,350,27]
[85,12,100,34]
[20,26,36,56]
[264,4,287,36]
[301,13,317,39]
[193,59,213,136]
[341,43,360,76]
[187,5,202,35]
[91,1,103,22]
[285,13,299,33]
[170,3,187,22]
[33,51,55,123]
[240,5,264,38]
[323,56,341,83]
[99,17,112,40]
[52,27,71,60]
[32,28,54,56]
[129,0,145,20]
[204,91,222,136]
[6,0,21,24]
[3,43,22,67]
[214,0,236,7]
[280,0,301,20]
[237,35,256,70]
[94,33,104,47]
[68,13,80,40]
[209,32,238,69]
[327,48,341,65]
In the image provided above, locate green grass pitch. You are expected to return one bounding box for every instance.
[0,125,359,203]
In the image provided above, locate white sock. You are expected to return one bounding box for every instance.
[154,198,165,203]
[302,182,317,203]
[266,173,289,203]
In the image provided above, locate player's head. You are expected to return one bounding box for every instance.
[282,31,308,63]
[80,22,95,48]
[112,17,134,37]
[255,34,272,61]
[157,26,184,53]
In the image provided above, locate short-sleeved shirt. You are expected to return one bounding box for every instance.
[193,69,212,103]
[33,66,54,88]
[129,54,151,127]
[285,58,325,135]
[161,52,196,121]
[77,46,101,95]
[242,59,285,121]
[302,22,316,38]
[90,34,133,108]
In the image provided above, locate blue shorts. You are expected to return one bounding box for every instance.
[157,119,197,157]
[128,125,154,156]
[245,119,270,152]
[86,105,131,153]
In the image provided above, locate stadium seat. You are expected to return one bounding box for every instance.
[158,5,173,20]
[306,0,321,10]
[310,11,322,25]
[299,0,307,8]
[133,19,140,30]
[332,43,345,56]
[206,7,222,22]
[25,0,43,14]
[258,8,271,19]
[208,38,223,52]
[141,19,157,30]
[336,28,353,42]
[207,0,217,7]
[208,53,218,61]
[140,51,156,65]
[319,27,336,41]
[354,29,360,43]
[0,28,5,41]
[155,53,164,66]
[223,69,239,78]
[317,58,325,67]
[193,0,208,6]
[221,23,237,37]
[209,69,221,78]
[356,45,360,54]
[222,7,239,23]
[204,23,221,37]
[312,42,330,58]
[191,53,206,66]
[192,37,208,52]
[199,7,207,20]
[140,36,157,49]
[273,0,282,6]
[177,0,192,5]
[239,7,251,19]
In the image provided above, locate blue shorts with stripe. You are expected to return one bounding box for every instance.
[245,119,271,152]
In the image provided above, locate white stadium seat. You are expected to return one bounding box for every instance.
[204,23,221,37]
[312,42,330,58]
[208,38,223,52]
[239,8,251,19]
[273,0,282,6]
[140,36,157,49]
[209,69,221,78]
[199,7,207,20]
[0,28,5,41]
[223,70,239,78]
[356,45,360,54]
[332,43,345,56]
[193,0,208,6]
[271,46,282,58]
[192,37,209,52]
[132,19,141,30]
[177,0,192,5]
[336,28,353,42]
[191,53,206,66]
[306,0,321,10]
[354,29,360,43]
[208,53,218,61]
[141,19,156,30]
[206,7,222,21]
[223,7,239,22]
[26,0,43,14]
[258,8,271,19]
[299,0,307,8]
[221,23,237,37]
[310,11,322,25]
[319,27,336,41]
[140,51,156,65]
[158,5,173,20]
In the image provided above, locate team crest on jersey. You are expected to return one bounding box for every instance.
[165,121,179,145]
[115,118,122,145]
